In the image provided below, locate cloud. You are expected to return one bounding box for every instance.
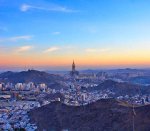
[85,48,110,53]
[0,35,33,42]
[85,48,97,53]
[20,3,77,13]
[52,32,61,35]
[9,35,32,41]
[44,47,60,53]
[99,48,110,52]
[20,4,31,12]
[16,45,33,53]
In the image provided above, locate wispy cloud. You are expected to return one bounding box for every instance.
[0,35,33,42]
[85,48,97,53]
[99,48,111,52]
[16,45,33,53]
[85,48,110,53]
[44,47,60,53]
[52,32,61,35]
[20,3,77,13]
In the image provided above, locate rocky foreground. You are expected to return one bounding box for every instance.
[29,99,150,131]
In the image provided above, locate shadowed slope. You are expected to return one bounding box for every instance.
[29,99,150,131]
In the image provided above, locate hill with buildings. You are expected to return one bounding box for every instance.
[29,98,150,131]
[0,70,63,85]
[86,80,150,96]
[88,80,141,94]
[129,76,150,85]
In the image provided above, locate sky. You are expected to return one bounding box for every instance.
[0,0,150,70]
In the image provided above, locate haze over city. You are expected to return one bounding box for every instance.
[1,0,150,70]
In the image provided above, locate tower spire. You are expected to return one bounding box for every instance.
[70,60,79,77]
[72,60,75,72]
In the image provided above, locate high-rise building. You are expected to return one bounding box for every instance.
[70,60,79,76]
[72,60,75,72]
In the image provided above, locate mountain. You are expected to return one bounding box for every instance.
[85,80,150,96]
[129,76,150,85]
[106,68,150,73]
[29,99,150,131]
[0,70,63,85]
[45,70,68,75]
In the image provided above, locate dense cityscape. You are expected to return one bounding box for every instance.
[1,0,150,130]
[1,61,150,130]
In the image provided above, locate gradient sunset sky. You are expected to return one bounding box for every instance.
[0,0,150,70]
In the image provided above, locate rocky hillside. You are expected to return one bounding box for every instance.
[87,80,150,96]
[29,99,150,131]
[0,70,63,85]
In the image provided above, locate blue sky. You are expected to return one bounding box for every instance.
[0,0,150,70]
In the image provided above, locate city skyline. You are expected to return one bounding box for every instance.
[1,0,150,70]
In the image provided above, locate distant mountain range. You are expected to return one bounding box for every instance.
[29,98,150,131]
[45,68,150,74]
[0,70,63,85]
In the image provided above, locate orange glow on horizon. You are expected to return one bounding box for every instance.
[1,51,150,69]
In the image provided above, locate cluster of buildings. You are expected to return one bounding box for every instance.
[0,101,39,130]
[117,94,150,105]
[0,82,47,92]
[1,61,150,130]
[0,82,53,130]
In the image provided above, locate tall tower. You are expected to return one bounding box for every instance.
[72,60,75,72]
[70,60,79,77]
